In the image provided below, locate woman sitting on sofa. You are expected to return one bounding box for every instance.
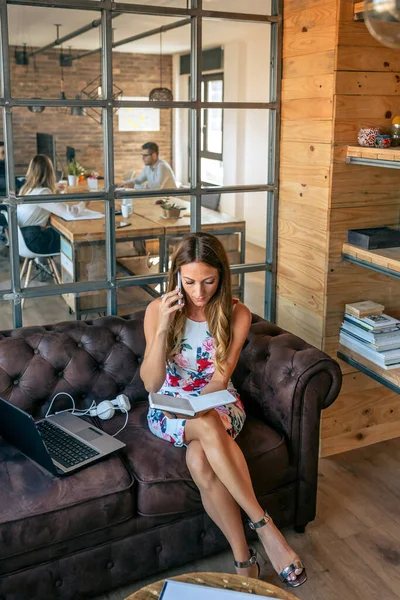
[18,154,85,254]
[140,232,307,588]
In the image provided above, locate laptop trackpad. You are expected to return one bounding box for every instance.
[78,427,103,442]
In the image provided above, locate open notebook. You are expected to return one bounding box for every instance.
[160,580,273,599]
[61,208,104,221]
[148,389,235,417]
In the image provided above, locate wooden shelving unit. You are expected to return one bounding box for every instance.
[354,1,364,20]
[346,145,400,169]
[342,242,400,280]
[341,243,400,394]
[338,345,400,395]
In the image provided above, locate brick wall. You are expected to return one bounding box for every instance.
[3,48,172,181]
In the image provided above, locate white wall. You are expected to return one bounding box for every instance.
[173,22,271,248]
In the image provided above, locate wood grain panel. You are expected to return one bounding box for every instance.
[283,50,335,78]
[280,164,331,187]
[329,204,399,231]
[276,295,323,348]
[279,181,330,210]
[323,335,358,374]
[280,140,332,166]
[335,95,400,120]
[282,74,335,100]
[277,273,325,314]
[283,0,331,14]
[282,98,334,120]
[283,28,337,58]
[336,46,400,72]
[283,2,337,32]
[281,119,333,143]
[331,163,400,199]
[336,71,400,96]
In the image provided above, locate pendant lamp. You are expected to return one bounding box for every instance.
[149,29,173,101]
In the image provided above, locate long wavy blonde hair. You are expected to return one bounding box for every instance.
[166,232,232,374]
[20,154,57,195]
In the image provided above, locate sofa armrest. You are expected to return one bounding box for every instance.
[232,318,342,526]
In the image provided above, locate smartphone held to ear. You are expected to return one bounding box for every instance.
[177,272,183,305]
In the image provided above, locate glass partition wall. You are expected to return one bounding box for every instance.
[0,0,281,330]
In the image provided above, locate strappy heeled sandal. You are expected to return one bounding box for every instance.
[233,548,260,579]
[249,512,307,588]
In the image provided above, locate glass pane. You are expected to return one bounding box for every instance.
[205,107,223,154]
[115,108,191,189]
[117,283,161,316]
[12,107,104,196]
[201,109,270,187]
[21,294,76,327]
[8,6,102,100]
[202,19,270,103]
[0,300,13,331]
[16,198,107,320]
[204,1,271,15]
[118,0,188,6]
[208,78,223,102]
[243,270,265,318]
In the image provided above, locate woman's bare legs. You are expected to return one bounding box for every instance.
[185,411,303,583]
[186,441,258,578]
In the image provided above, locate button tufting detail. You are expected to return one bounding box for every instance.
[55,580,62,588]
[107,561,114,570]
[77,342,83,348]
[200,531,206,539]
[33,349,39,355]
[57,371,63,378]
[13,379,19,386]
[156,545,162,553]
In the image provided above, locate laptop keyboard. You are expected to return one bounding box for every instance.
[37,420,100,469]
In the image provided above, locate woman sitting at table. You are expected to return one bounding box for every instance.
[18,154,85,254]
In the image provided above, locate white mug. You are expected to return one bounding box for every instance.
[121,204,130,218]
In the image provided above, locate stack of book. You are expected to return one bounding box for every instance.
[340,301,400,370]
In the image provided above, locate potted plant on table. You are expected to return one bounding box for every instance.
[161,200,186,218]
[87,171,99,191]
[66,159,85,187]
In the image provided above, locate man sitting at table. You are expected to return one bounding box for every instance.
[122,142,177,190]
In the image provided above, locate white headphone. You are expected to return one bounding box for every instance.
[89,394,131,420]
[45,392,131,437]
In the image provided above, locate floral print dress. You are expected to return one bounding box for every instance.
[147,317,246,447]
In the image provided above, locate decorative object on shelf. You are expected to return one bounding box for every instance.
[347,226,400,250]
[28,100,46,114]
[149,29,173,102]
[358,127,381,147]
[375,134,391,148]
[66,159,85,187]
[364,0,400,49]
[160,200,185,218]
[345,300,385,318]
[80,75,123,125]
[87,171,99,191]
[391,115,400,146]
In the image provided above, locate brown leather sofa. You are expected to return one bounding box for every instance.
[0,312,341,600]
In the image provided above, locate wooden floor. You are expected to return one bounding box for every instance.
[98,438,400,600]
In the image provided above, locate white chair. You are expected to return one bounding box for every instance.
[0,211,61,307]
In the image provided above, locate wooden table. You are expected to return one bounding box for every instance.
[126,572,298,599]
[50,201,165,318]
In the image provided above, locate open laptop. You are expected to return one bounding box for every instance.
[0,396,125,477]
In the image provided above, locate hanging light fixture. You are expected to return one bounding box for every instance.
[28,101,45,114]
[71,94,85,117]
[53,26,70,115]
[364,0,400,49]
[149,29,173,101]
[80,75,123,124]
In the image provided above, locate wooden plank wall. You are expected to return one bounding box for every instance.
[321,0,400,456]
[278,0,400,456]
[277,0,337,349]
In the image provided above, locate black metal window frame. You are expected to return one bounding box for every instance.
[0,0,282,329]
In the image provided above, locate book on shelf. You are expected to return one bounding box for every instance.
[344,313,400,332]
[341,320,400,347]
[345,301,384,318]
[339,332,400,369]
[148,389,234,417]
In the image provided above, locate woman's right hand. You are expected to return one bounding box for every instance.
[157,288,184,334]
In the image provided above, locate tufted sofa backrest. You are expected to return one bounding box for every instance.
[0,313,147,417]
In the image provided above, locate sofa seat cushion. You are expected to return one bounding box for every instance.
[0,435,134,560]
[116,403,292,517]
